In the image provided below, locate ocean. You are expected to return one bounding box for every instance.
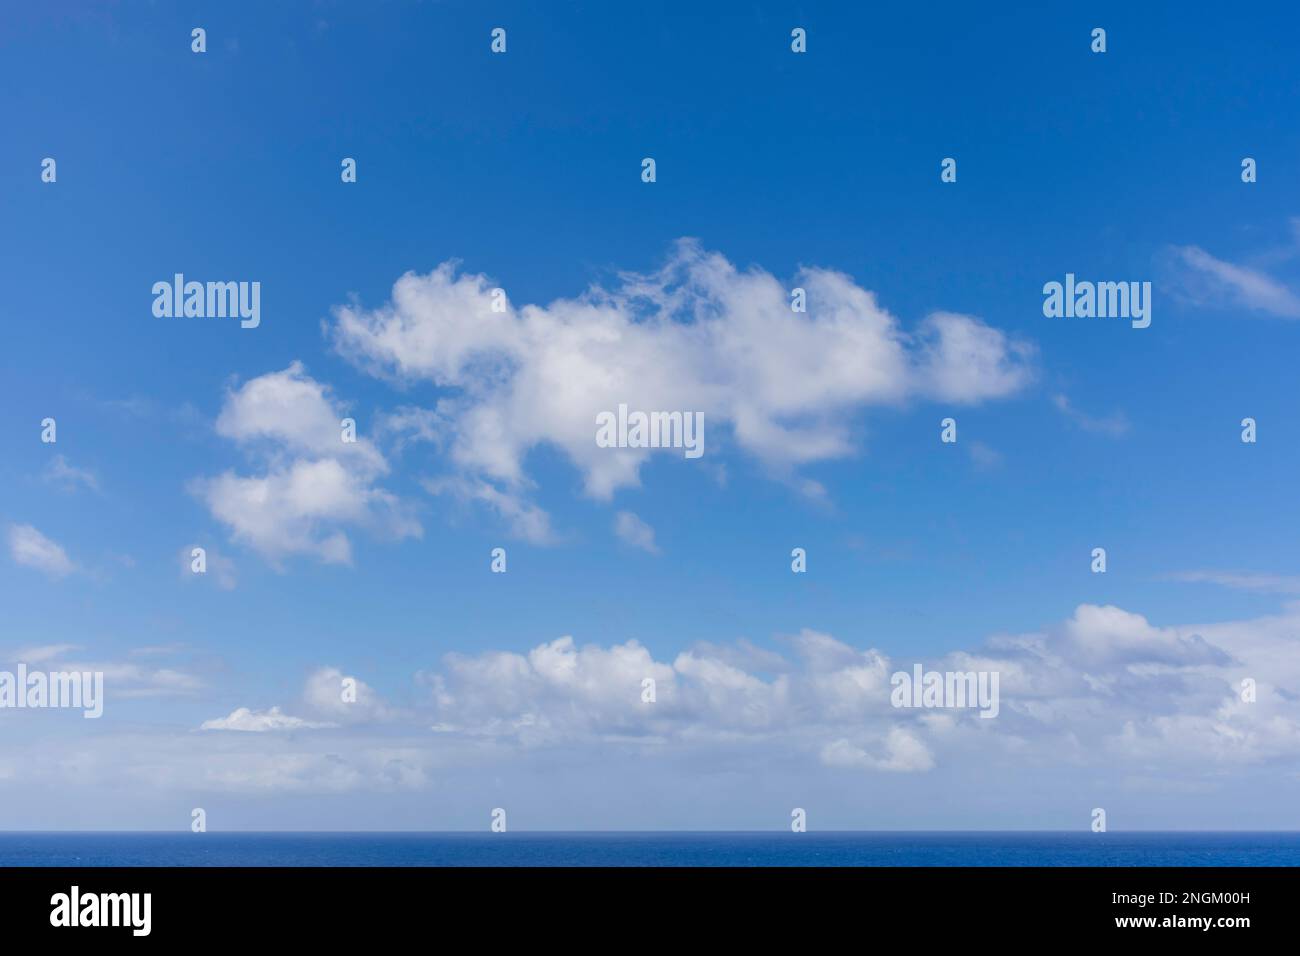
[1,831,1297,866]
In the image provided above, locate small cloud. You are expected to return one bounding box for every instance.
[303,667,392,723]
[821,728,935,773]
[1052,394,1130,437]
[795,478,829,502]
[200,706,335,733]
[8,524,75,578]
[190,362,420,568]
[966,440,1003,471]
[613,511,660,554]
[375,406,448,453]
[178,544,237,591]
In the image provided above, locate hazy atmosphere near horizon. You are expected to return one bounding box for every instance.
[3,1,1300,834]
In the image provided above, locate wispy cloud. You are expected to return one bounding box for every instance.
[422,475,556,545]
[1167,223,1300,319]
[0,644,204,697]
[11,643,81,664]
[42,455,100,493]
[1051,394,1131,437]
[1164,569,1300,595]
[966,440,1003,471]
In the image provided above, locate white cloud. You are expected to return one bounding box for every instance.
[911,311,1034,403]
[213,361,386,473]
[375,405,448,452]
[200,706,336,733]
[201,668,391,736]
[412,602,1300,776]
[190,362,421,566]
[422,476,556,545]
[1059,603,1232,669]
[178,544,237,590]
[966,440,1003,471]
[303,666,392,723]
[8,524,75,578]
[613,511,659,553]
[419,629,896,755]
[0,644,204,698]
[9,601,1300,807]
[330,241,1033,531]
[426,636,678,742]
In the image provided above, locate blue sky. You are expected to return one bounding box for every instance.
[2,1,1300,830]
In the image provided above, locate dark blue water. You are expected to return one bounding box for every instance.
[1,832,1297,866]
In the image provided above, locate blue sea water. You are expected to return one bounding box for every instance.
[0,832,1297,866]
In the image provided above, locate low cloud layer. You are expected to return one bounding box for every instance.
[155,601,1300,802]
[3,599,1295,831]
[200,706,336,733]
